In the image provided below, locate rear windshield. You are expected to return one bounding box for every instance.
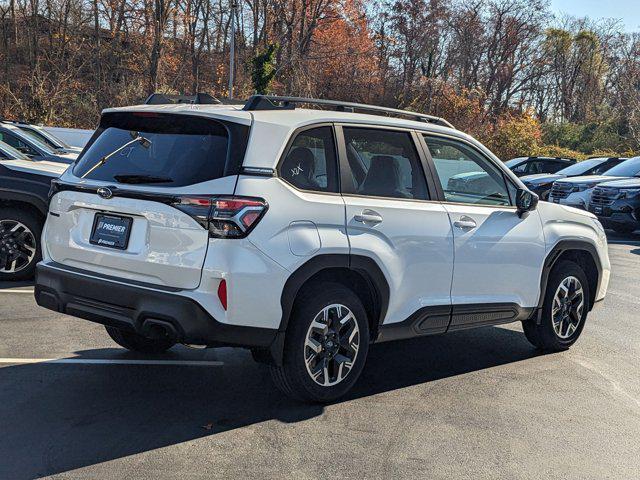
[73,112,248,187]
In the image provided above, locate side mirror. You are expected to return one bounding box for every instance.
[516,188,538,217]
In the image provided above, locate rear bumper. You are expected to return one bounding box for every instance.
[34,262,277,349]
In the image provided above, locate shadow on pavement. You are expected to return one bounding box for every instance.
[0,326,541,479]
[0,280,34,290]
[605,229,640,245]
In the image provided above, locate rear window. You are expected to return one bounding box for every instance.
[73,112,248,187]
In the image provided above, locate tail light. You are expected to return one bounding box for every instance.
[217,279,227,310]
[171,195,268,238]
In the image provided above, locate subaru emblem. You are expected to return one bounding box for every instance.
[97,187,113,199]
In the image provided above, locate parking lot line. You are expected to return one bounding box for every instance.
[0,357,224,366]
[0,288,35,294]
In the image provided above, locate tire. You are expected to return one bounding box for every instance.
[105,325,176,354]
[270,282,370,403]
[0,207,42,281]
[522,260,590,351]
[612,224,636,234]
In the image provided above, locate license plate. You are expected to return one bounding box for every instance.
[593,206,603,214]
[90,213,133,250]
[552,198,560,203]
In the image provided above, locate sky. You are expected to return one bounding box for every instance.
[551,0,640,32]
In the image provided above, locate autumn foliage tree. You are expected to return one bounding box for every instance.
[0,0,638,159]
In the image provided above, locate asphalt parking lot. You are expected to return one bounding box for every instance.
[1,233,639,479]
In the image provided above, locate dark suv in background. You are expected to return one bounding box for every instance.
[1,119,82,155]
[505,156,575,177]
[521,157,626,200]
[0,122,77,163]
[589,177,640,234]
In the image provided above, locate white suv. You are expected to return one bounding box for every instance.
[35,96,611,402]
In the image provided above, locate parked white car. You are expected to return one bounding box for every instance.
[35,95,610,402]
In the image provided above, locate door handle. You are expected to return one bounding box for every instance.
[354,210,383,224]
[453,216,477,229]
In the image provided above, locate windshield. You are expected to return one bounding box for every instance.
[73,112,236,187]
[7,128,56,155]
[505,157,526,168]
[20,127,68,149]
[0,141,29,160]
[603,157,640,177]
[557,159,604,176]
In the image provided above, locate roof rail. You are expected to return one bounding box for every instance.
[0,117,29,125]
[527,156,577,162]
[243,95,455,129]
[144,93,221,105]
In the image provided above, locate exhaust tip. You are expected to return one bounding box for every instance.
[141,319,179,343]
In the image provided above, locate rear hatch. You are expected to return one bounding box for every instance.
[46,110,250,289]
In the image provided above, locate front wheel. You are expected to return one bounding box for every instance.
[523,260,589,351]
[270,282,369,403]
[0,207,41,281]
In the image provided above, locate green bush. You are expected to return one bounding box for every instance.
[251,44,278,95]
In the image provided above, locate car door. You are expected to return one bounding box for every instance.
[421,134,546,330]
[338,125,454,332]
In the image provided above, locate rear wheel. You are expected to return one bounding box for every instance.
[105,325,176,354]
[0,207,41,281]
[270,282,369,403]
[523,260,589,351]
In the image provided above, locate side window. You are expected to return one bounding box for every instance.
[592,160,617,175]
[279,126,338,192]
[0,132,36,156]
[546,161,566,173]
[529,160,560,174]
[511,161,531,175]
[424,136,512,206]
[524,161,544,175]
[342,128,428,200]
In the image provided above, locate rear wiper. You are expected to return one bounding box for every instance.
[81,135,152,179]
[114,174,173,184]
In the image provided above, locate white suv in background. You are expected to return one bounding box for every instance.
[35,96,610,402]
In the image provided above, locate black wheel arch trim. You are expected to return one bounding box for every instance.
[537,239,602,312]
[260,253,389,367]
[278,254,390,335]
[0,188,48,216]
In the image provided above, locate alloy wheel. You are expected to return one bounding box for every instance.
[0,220,37,273]
[304,303,360,387]
[552,276,585,339]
